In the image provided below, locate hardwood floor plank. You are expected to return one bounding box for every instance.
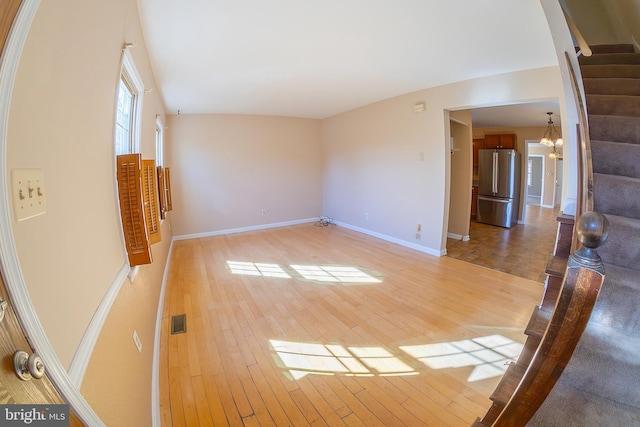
[168,366,186,427]
[191,376,214,426]
[161,224,542,426]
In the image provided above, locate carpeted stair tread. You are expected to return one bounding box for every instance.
[593,173,640,219]
[591,140,640,178]
[579,52,640,66]
[584,78,640,96]
[588,114,640,144]
[590,263,640,334]
[597,214,640,270]
[580,64,640,79]
[528,381,640,426]
[554,322,640,409]
[589,44,635,54]
[586,94,640,116]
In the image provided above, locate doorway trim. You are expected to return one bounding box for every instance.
[0,1,103,425]
[527,154,546,207]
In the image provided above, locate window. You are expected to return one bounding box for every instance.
[114,49,144,155]
[114,50,152,269]
[527,159,533,187]
[155,117,164,167]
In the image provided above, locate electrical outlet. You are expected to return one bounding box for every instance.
[364,212,369,220]
[133,330,142,353]
[11,169,46,221]
[261,209,267,215]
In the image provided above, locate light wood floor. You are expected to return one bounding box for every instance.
[446,205,560,283]
[159,224,543,426]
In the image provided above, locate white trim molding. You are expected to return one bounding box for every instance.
[151,239,175,427]
[447,232,470,241]
[68,263,130,388]
[0,1,104,425]
[173,217,317,241]
[334,221,444,257]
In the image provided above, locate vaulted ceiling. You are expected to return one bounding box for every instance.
[137,0,560,123]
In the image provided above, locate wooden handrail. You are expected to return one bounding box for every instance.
[493,213,608,426]
[473,26,602,426]
[565,51,595,249]
[561,6,592,57]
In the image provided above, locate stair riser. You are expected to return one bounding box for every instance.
[581,65,640,79]
[586,94,640,117]
[594,174,640,220]
[591,140,640,179]
[559,325,640,408]
[589,115,640,144]
[584,78,640,96]
[580,53,640,66]
[589,44,635,54]
[597,215,640,270]
[591,274,640,334]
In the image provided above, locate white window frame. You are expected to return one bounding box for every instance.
[116,49,144,155]
[155,116,164,167]
[115,49,145,280]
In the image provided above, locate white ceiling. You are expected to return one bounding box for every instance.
[137,0,560,122]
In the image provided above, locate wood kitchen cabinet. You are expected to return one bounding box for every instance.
[473,138,485,167]
[471,186,478,220]
[484,133,516,149]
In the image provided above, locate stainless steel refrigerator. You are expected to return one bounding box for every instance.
[476,149,521,228]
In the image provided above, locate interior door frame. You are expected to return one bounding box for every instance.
[0,1,102,424]
[527,154,546,206]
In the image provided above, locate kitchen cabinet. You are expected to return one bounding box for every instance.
[484,133,516,149]
[471,186,478,220]
[473,138,485,167]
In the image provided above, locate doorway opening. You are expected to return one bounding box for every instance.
[526,155,545,206]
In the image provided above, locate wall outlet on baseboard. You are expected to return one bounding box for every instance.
[261,209,267,215]
[364,212,369,220]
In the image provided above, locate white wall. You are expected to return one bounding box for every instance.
[167,114,323,237]
[6,0,170,424]
[322,66,565,255]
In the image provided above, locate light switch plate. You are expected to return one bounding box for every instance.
[11,169,46,221]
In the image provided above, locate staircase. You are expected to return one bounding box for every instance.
[527,44,640,426]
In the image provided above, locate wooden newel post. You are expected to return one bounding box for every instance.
[493,211,609,426]
[569,211,609,273]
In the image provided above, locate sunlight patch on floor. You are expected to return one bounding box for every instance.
[227,261,291,278]
[270,340,414,379]
[290,265,382,283]
[400,334,523,382]
[227,261,383,284]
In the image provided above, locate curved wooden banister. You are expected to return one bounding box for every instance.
[565,51,595,238]
[472,16,602,426]
[561,6,592,57]
[493,212,608,425]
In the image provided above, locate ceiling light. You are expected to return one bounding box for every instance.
[540,112,563,158]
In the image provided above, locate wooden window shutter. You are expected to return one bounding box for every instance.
[164,167,173,211]
[157,166,167,219]
[142,159,162,245]
[116,154,152,266]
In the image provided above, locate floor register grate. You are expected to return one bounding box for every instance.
[171,314,187,334]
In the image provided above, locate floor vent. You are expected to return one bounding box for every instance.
[171,314,187,334]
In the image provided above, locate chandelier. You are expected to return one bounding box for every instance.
[540,112,563,158]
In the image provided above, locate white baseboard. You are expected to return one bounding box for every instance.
[447,232,470,241]
[68,263,130,388]
[151,239,175,427]
[173,217,318,241]
[334,221,444,257]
